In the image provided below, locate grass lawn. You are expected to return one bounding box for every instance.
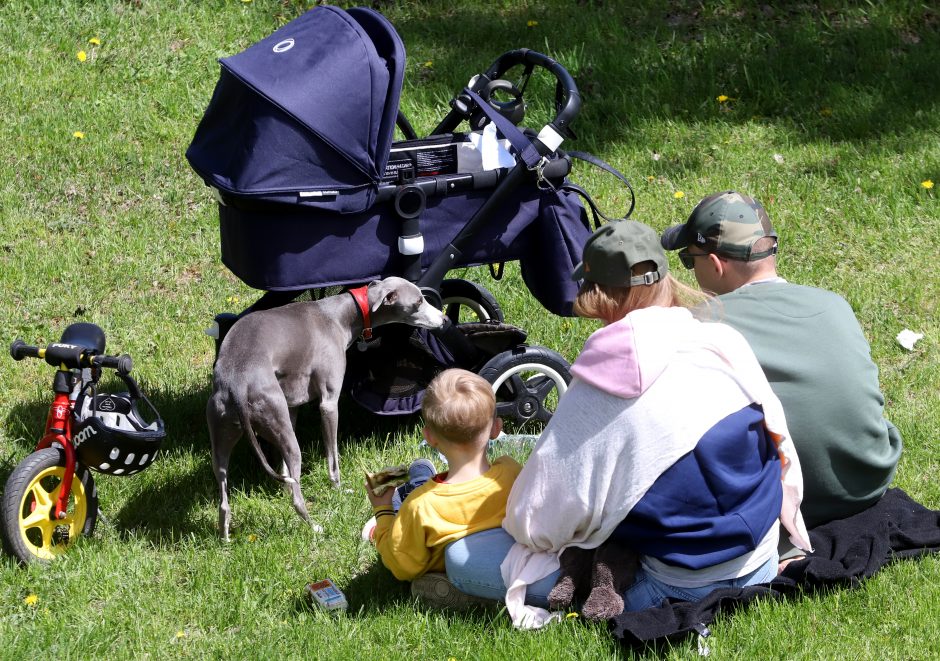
[0,1,937,658]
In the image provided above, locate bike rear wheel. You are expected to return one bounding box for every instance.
[1,447,98,564]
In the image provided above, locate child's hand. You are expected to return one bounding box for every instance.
[365,481,395,509]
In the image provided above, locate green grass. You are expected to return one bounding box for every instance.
[0,1,938,658]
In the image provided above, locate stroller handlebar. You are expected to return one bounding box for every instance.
[434,49,581,139]
[483,49,581,132]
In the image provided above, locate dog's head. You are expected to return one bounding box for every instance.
[368,277,445,330]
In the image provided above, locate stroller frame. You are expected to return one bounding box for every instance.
[188,5,602,427]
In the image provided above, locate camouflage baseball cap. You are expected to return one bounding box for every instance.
[572,220,669,287]
[660,191,777,261]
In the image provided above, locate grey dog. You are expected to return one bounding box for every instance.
[207,277,445,540]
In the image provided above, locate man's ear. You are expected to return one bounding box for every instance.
[707,253,726,278]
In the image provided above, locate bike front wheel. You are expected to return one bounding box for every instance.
[1,447,98,564]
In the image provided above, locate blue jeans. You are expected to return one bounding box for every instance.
[445,528,558,607]
[444,528,778,612]
[391,460,436,512]
[621,555,778,611]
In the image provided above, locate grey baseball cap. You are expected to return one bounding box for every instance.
[572,220,669,287]
[661,191,777,261]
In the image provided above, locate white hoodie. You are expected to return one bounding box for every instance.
[499,306,811,629]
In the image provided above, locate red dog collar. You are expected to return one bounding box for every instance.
[348,286,373,341]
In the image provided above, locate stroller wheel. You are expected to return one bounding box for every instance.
[440,279,504,323]
[478,346,571,429]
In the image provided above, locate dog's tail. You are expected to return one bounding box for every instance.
[235,402,297,487]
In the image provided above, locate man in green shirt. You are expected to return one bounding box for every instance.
[660,192,903,545]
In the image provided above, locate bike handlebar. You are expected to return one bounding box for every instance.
[10,339,133,374]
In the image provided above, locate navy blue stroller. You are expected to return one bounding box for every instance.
[186,5,633,426]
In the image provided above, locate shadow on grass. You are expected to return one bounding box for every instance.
[330,561,507,621]
[340,2,940,152]
[296,562,410,616]
[1,382,423,546]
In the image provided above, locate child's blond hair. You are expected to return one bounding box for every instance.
[422,369,496,444]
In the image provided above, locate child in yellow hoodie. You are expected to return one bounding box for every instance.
[365,368,522,590]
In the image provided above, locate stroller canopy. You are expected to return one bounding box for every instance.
[186,6,405,213]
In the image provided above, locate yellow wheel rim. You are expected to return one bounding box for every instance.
[16,465,88,561]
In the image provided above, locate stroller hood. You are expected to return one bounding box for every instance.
[186,6,405,213]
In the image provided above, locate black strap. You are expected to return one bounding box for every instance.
[564,150,636,224]
[460,91,634,230]
[465,89,541,168]
[562,182,606,230]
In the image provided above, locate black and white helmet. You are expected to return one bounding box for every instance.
[72,374,165,476]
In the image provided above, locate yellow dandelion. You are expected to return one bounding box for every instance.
[647,175,655,183]
[527,20,539,28]
[716,94,729,103]
[176,630,186,638]
[23,594,39,606]
[423,61,433,68]
[77,50,87,62]
[566,611,579,618]
[226,295,240,305]
[72,131,85,139]
[241,0,252,3]
[248,534,258,542]
[674,191,685,199]
[820,107,833,117]
[88,37,101,46]
[921,180,934,190]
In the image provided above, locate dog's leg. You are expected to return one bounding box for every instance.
[256,400,311,525]
[319,393,341,487]
[281,408,298,480]
[206,397,241,541]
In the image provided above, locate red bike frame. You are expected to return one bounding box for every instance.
[35,382,79,520]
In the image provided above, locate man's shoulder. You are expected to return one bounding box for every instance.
[726,280,841,300]
[718,281,853,316]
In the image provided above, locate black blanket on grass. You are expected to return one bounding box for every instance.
[611,488,940,648]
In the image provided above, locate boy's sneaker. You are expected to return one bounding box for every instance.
[360,516,377,542]
[411,572,499,611]
[393,458,438,510]
[408,457,437,483]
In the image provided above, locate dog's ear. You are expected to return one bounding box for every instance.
[372,287,397,312]
[367,279,386,312]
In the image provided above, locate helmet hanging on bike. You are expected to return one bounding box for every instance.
[72,372,165,476]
